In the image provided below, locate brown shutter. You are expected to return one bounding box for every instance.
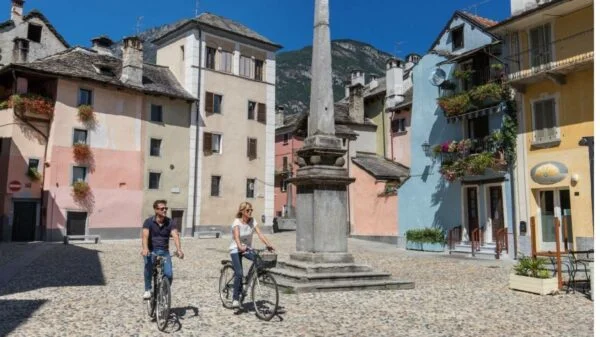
[247,138,257,159]
[203,132,212,153]
[257,103,266,123]
[205,92,214,114]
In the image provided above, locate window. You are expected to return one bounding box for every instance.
[399,118,406,132]
[28,158,39,171]
[532,98,559,144]
[254,59,264,81]
[451,26,464,50]
[72,166,87,184]
[246,178,255,198]
[283,133,289,145]
[282,156,288,171]
[467,115,489,140]
[219,50,233,73]
[248,101,256,120]
[150,104,163,122]
[0,138,4,155]
[150,138,162,157]
[78,89,93,106]
[73,129,88,145]
[458,61,474,92]
[149,172,161,189]
[257,103,266,124]
[203,132,222,154]
[247,138,257,159]
[210,176,221,197]
[391,119,400,133]
[205,46,216,69]
[180,45,185,61]
[205,92,222,114]
[530,23,552,67]
[280,177,287,192]
[240,56,254,78]
[27,24,42,43]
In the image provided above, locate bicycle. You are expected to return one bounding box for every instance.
[219,248,279,321]
[145,252,177,331]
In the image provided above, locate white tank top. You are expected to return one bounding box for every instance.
[229,218,255,253]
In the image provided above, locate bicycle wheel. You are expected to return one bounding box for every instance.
[251,271,279,321]
[219,264,235,309]
[155,277,171,331]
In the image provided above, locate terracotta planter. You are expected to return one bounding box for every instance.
[509,274,558,295]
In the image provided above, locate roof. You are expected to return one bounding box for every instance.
[334,102,376,126]
[153,12,282,50]
[390,87,413,111]
[460,11,498,28]
[436,40,502,66]
[428,10,499,52]
[363,77,386,99]
[490,0,569,30]
[1,48,195,101]
[352,152,410,180]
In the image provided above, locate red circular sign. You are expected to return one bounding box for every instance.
[9,181,22,192]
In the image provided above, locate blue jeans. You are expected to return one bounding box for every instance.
[230,250,256,301]
[144,249,173,291]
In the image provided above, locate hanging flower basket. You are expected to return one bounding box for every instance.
[77,105,95,123]
[9,94,55,118]
[73,143,92,162]
[72,181,91,199]
[27,167,42,181]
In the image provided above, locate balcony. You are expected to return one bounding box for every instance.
[506,29,593,88]
[438,80,508,122]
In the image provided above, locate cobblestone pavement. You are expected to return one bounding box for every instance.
[0,232,593,337]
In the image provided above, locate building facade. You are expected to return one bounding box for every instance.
[491,0,594,253]
[154,13,281,233]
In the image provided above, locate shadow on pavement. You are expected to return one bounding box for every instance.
[0,299,48,336]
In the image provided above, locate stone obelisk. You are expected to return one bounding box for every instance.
[272,0,414,292]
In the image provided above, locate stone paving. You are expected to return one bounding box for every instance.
[0,232,593,337]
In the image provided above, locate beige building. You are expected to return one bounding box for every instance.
[154,13,282,233]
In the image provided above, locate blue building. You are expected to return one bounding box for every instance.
[398,11,516,259]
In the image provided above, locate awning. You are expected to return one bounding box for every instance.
[446,102,506,123]
[436,41,501,66]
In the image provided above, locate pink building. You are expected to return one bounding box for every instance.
[388,87,412,167]
[0,38,195,241]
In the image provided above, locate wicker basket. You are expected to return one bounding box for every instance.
[259,252,278,269]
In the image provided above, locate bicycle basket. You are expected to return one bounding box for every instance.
[258,252,278,269]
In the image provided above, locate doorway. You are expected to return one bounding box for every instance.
[12,201,37,241]
[465,187,479,240]
[489,186,505,241]
[538,189,571,251]
[66,211,87,236]
[171,210,184,236]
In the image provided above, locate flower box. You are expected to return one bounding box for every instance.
[27,168,42,181]
[77,105,95,123]
[73,143,92,162]
[508,274,558,295]
[9,94,54,119]
[422,242,445,252]
[406,241,423,251]
[72,181,90,199]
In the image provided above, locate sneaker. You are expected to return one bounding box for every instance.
[143,291,151,300]
[232,300,240,308]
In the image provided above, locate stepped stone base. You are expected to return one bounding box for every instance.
[270,254,414,293]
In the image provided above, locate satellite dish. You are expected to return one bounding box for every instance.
[429,68,447,86]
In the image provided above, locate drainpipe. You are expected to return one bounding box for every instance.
[509,159,518,259]
[190,27,202,237]
[381,98,387,157]
[389,113,395,161]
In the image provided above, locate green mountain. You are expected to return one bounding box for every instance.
[276,39,393,114]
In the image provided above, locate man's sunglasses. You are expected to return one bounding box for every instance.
[156,207,168,211]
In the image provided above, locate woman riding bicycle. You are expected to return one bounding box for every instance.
[229,201,274,309]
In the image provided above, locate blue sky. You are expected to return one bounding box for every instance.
[18,0,510,56]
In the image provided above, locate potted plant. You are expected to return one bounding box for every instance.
[27,167,42,181]
[421,228,446,252]
[72,180,91,200]
[73,143,92,162]
[469,83,503,106]
[405,229,423,251]
[437,92,471,116]
[509,255,558,295]
[77,105,95,123]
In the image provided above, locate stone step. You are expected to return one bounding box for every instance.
[275,260,373,274]
[276,279,415,294]
[270,268,391,284]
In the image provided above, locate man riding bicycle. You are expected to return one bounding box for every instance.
[142,199,184,299]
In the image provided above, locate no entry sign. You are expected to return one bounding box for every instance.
[8,181,22,193]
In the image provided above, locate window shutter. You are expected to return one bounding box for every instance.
[205,92,214,114]
[257,103,266,123]
[203,132,212,152]
[391,119,400,133]
[248,138,257,159]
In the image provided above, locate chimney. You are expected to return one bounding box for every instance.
[10,0,24,21]
[385,58,405,110]
[91,36,114,56]
[348,80,364,123]
[350,69,365,87]
[275,105,284,127]
[120,36,143,86]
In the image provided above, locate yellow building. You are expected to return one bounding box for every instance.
[491,0,593,253]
